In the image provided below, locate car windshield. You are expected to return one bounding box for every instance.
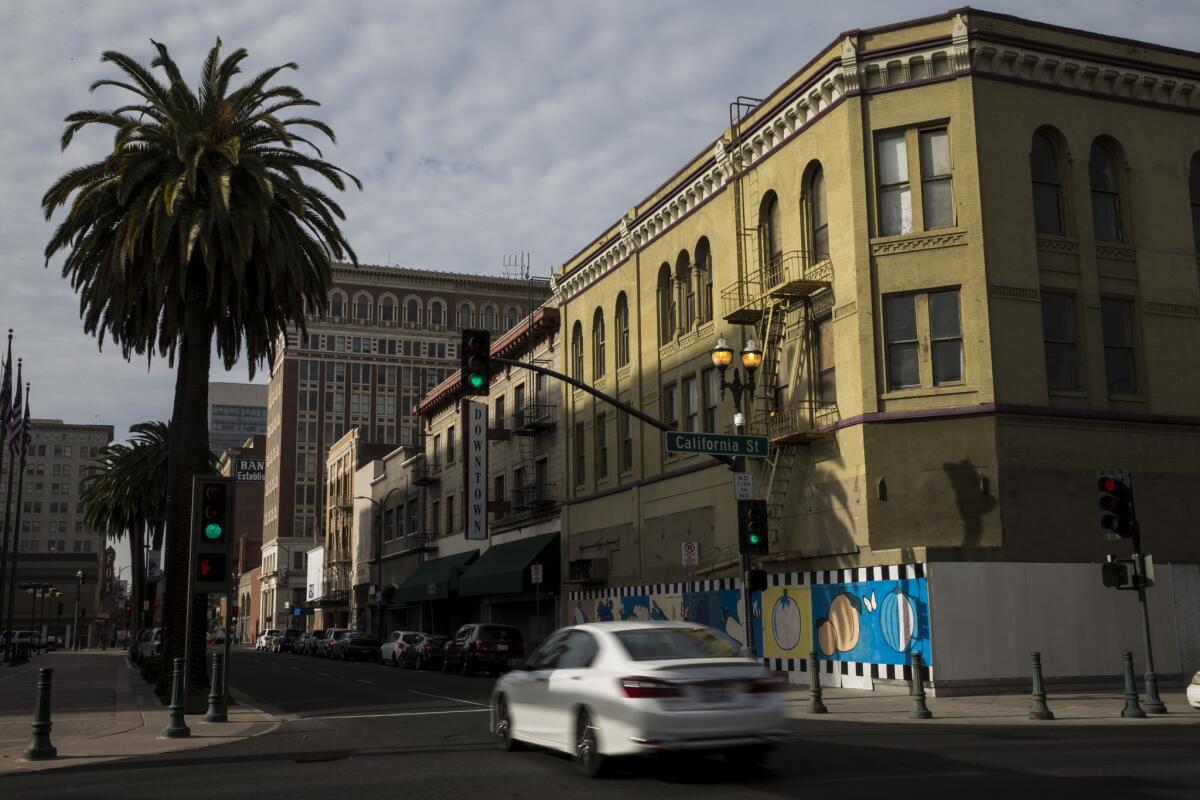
[480,626,522,641]
[402,634,422,643]
[614,627,743,661]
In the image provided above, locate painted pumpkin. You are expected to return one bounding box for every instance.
[772,589,802,652]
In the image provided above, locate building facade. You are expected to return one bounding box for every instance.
[260,265,548,631]
[208,382,268,457]
[551,9,1200,690]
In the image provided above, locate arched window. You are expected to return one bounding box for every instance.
[405,299,420,326]
[457,303,473,329]
[656,263,675,345]
[677,251,694,331]
[1089,139,1123,242]
[615,292,630,367]
[571,321,584,379]
[695,238,712,323]
[481,305,497,331]
[1031,132,1065,235]
[760,191,782,283]
[429,300,445,327]
[353,293,372,320]
[329,292,346,319]
[592,307,606,379]
[807,165,829,259]
[1190,153,1200,251]
[506,306,521,329]
[379,296,396,323]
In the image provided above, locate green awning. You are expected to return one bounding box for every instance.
[458,533,559,598]
[393,550,479,603]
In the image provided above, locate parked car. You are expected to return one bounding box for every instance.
[1187,671,1200,710]
[322,628,349,658]
[403,634,449,671]
[274,629,303,653]
[129,628,151,662]
[306,629,328,656]
[491,621,787,776]
[256,629,281,651]
[138,628,163,662]
[443,624,525,676]
[333,631,381,661]
[380,630,424,666]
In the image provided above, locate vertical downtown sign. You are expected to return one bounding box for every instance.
[464,400,488,540]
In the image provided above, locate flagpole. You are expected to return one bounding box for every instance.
[0,360,18,653]
[4,381,28,664]
[0,333,13,626]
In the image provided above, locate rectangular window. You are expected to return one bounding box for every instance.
[618,392,633,473]
[446,495,455,533]
[535,374,548,407]
[929,290,963,384]
[1042,294,1080,391]
[663,383,679,431]
[885,295,920,389]
[702,369,719,432]
[432,434,441,463]
[682,375,699,432]
[431,501,441,536]
[595,415,608,481]
[494,396,506,429]
[446,426,456,464]
[574,422,586,487]
[919,128,954,229]
[1101,298,1137,394]
[817,317,836,404]
[493,474,505,517]
[877,131,912,236]
[514,384,526,414]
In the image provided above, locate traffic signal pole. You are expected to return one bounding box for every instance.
[1128,478,1166,714]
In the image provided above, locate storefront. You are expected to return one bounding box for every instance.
[457,532,559,648]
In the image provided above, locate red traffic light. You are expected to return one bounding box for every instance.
[1097,475,1135,539]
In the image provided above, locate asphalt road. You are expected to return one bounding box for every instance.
[3,645,1200,799]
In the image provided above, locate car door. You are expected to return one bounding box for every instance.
[448,625,471,667]
[507,631,567,743]
[386,631,402,660]
[544,631,601,747]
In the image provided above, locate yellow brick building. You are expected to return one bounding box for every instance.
[553,9,1200,688]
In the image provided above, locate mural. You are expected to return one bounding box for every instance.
[568,572,930,673]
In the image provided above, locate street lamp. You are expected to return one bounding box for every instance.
[356,487,404,641]
[73,570,84,651]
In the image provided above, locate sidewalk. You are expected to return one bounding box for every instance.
[783,685,1200,726]
[0,650,276,774]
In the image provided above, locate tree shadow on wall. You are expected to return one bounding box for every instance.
[942,458,998,549]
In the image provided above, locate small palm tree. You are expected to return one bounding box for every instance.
[44,39,358,687]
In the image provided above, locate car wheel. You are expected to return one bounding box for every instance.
[441,657,449,674]
[460,657,471,676]
[574,709,605,778]
[494,696,520,751]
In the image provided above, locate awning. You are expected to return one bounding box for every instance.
[458,533,559,598]
[393,550,479,603]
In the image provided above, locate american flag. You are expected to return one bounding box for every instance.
[0,335,11,439]
[7,372,21,456]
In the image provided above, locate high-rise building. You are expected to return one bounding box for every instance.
[208,382,267,457]
[0,418,113,556]
[260,264,549,629]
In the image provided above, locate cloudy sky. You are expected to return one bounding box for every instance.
[2,0,1197,445]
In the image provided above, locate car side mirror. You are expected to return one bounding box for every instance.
[507,658,528,671]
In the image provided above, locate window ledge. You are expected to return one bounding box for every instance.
[1107,393,1146,403]
[880,384,976,401]
[870,228,968,256]
[1048,389,1088,398]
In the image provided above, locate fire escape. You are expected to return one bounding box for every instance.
[719,97,839,549]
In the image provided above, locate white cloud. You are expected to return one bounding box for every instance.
[1,0,1196,444]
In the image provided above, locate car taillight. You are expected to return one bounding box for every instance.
[752,673,789,693]
[619,677,680,699]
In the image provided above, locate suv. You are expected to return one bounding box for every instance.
[274,629,303,653]
[322,628,348,658]
[256,629,281,651]
[443,624,524,676]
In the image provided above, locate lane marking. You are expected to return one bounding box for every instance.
[313,708,490,721]
[292,666,300,671]
[782,770,987,785]
[408,689,488,707]
[356,679,373,685]
[317,672,329,677]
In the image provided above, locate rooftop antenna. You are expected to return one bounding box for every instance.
[502,252,544,364]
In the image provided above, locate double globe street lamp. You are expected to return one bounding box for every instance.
[710,336,764,436]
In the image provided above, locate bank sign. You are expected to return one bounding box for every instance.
[464,400,488,540]
[236,458,264,482]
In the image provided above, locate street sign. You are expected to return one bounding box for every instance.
[665,431,768,458]
[681,541,699,567]
[734,472,753,500]
[464,400,489,541]
[531,563,543,585]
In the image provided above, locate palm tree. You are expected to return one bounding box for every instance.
[43,40,359,688]
[81,422,171,642]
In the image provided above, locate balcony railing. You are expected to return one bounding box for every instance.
[512,404,556,435]
[412,461,441,486]
[513,483,556,511]
[762,401,839,444]
[721,250,832,323]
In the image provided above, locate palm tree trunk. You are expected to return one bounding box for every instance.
[159,267,214,698]
[129,519,144,641]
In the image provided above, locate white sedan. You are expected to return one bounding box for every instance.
[1187,671,1200,710]
[490,621,788,777]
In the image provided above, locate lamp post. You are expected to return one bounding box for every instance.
[357,488,404,641]
[710,336,764,658]
[72,570,84,651]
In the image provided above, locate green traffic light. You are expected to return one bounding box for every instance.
[749,533,761,545]
[204,523,223,541]
[468,373,485,389]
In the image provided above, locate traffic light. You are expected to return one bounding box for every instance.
[1098,475,1136,539]
[191,477,233,593]
[124,603,132,623]
[460,328,491,396]
[738,499,769,557]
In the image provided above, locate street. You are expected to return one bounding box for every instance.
[1,645,1199,798]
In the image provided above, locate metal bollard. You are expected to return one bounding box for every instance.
[1028,652,1054,720]
[808,650,827,714]
[909,652,933,719]
[1121,651,1146,719]
[22,668,57,760]
[161,658,191,738]
[204,652,228,722]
